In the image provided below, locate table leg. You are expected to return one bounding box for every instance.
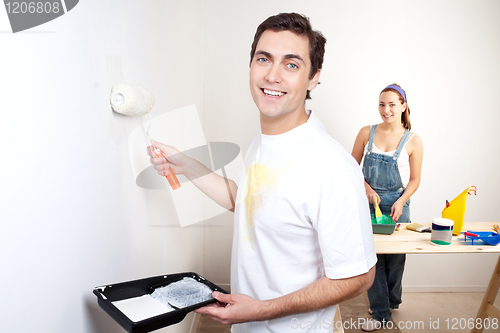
[333,304,344,333]
[471,254,500,333]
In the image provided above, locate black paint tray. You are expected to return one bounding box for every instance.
[93,272,227,333]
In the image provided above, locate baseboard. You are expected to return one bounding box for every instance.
[189,313,202,333]
[216,283,231,293]
[216,283,487,293]
[189,284,231,333]
[403,285,488,293]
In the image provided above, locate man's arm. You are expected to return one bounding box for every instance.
[148,140,238,211]
[195,265,375,325]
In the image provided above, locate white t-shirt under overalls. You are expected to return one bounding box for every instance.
[362,134,414,187]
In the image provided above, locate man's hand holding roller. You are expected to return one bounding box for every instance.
[147,140,238,211]
[147,140,186,178]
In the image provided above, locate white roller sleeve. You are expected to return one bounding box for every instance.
[110,83,155,116]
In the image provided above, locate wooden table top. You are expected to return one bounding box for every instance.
[373,222,500,254]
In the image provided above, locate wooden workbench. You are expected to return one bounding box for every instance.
[373,222,500,254]
[373,222,500,333]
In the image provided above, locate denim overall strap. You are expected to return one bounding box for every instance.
[393,129,410,161]
[362,125,411,219]
[366,125,377,154]
[362,124,404,193]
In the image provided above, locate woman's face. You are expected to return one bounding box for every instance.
[378,91,406,125]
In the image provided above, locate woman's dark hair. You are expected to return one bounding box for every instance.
[250,13,326,100]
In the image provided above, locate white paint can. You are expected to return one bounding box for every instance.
[431,218,455,245]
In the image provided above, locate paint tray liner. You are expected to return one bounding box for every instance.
[371,214,396,234]
[93,272,227,333]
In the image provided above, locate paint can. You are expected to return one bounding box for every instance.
[431,218,454,245]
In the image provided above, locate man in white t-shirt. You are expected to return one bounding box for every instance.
[148,12,376,332]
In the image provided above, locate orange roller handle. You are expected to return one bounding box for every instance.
[154,148,181,190]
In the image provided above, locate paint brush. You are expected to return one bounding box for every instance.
[374,197,382,222]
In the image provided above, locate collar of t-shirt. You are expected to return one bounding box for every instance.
[260,110,319,146]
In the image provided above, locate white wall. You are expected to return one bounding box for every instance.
[200,0,500,293]
[1,1,206,332]
[1,1,499,333]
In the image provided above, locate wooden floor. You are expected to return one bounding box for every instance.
[191,313,231,333]
[192,292,500,333]
[191,292,399,333]
[341,292,401,333]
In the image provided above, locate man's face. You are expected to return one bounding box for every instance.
[249,30,320,125]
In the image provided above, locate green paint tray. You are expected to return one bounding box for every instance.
[371,214,396,234]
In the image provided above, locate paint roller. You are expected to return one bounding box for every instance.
[110,83,181,190]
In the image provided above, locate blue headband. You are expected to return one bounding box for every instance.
[382,84,406,102]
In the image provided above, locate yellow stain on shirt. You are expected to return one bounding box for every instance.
[243,163,280,247]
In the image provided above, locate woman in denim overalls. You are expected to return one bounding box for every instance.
[352,84,424,331]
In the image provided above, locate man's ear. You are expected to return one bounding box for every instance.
[308,69,321,91]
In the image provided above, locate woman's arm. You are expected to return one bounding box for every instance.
[351,126,369,164]
[351,126,379,204]
[391,134,423,221]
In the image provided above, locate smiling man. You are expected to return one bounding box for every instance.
[149,13,376,332]
[249,28,319,135]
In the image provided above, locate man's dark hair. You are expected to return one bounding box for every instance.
[250,13,327,100]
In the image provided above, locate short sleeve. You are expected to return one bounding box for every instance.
[313,154,377,279]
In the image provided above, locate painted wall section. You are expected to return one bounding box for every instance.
[0,1,206,332]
